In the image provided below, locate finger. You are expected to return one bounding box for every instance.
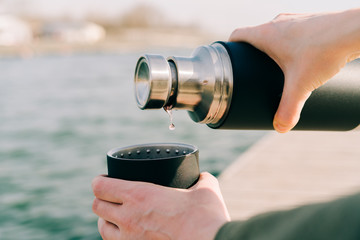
[93,198,122,225]
[347,51,360,63]
[189,172,219,191]
[92,175,164,203]
[98,218,121,240]
[273,78,312,133]
[92,176,125,203]
[273,12,305,21]
[228,26,258,42]
[228,25,274,59]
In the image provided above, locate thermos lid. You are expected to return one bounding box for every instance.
[134,54,172,109]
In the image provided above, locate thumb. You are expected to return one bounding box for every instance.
[229,26,261,44]
[190,172,219,191]
[273,77,312,133]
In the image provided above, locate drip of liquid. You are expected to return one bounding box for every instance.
[164,106,175,130]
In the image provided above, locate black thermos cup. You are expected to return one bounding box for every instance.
[134,41,360,131]
[107,143,200,189]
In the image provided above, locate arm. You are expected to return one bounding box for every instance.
[215,193,360,240]
[229,8,360,133]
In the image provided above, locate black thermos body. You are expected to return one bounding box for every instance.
[134,41,360,131]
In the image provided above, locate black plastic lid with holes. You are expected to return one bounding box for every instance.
[106,143,200,189]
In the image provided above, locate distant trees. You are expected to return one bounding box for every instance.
[119,4,165,29]
[87,4,168,32]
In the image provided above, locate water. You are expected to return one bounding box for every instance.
[164,107,175,130]
[0,50,266,239]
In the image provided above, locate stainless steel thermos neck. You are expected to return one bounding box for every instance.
[134,41,360,131]
[134,43,232,127]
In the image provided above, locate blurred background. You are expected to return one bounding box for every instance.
[0,0,359,239]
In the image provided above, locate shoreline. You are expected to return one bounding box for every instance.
[0,28,220,58]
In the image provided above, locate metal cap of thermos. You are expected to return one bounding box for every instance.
[134,55,172,109]
[134,43,233,127]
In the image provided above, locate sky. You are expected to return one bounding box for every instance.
[1,0,359,36]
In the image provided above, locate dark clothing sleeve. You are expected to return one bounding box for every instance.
[215,193,360,240]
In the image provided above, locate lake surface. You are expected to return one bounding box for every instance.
[0,50,265,239]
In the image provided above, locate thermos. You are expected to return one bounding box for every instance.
[134,41,360,131]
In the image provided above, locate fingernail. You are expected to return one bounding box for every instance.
[273,120,288,133]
